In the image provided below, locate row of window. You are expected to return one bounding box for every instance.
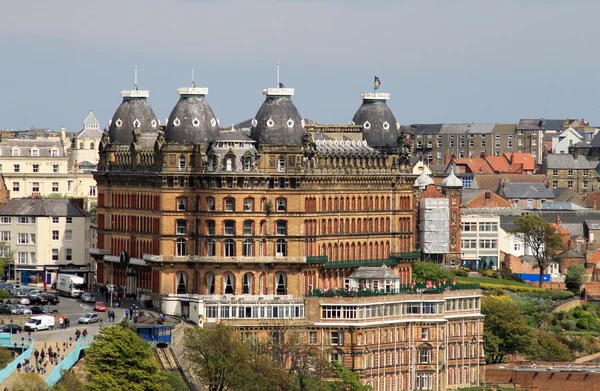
[321,302,444,320]
[9,148,59,157]
[15,248,73,264]
[205,304,303,319]
[9,181,93,195]
[551,180,594,190]
[551,169,590,176]
[418,131,534,139]
[461,239,498,249]
[176,220,287,236]
[418,138,528,149]
[425,149,534,161]
[175,238,288,257]
[461,222,498,232]
[176,197,287,213]
[0,217,73,224]
[188,272,288,295]
[4,163,60,173]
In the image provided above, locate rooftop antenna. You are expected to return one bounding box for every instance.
[277,62,281,87]
[192,68,196,88]
[134,66,138,91]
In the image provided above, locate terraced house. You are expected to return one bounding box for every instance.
[90,79,484,390]
[545,154,599,196]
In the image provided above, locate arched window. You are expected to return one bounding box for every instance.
[276,239,287,257]
[243,273,253,294]
[177,197,187,211]
[176,272,187,294]
[207,155,216,171]
[275,273,287,295]
[224,198,235,212]
[278,156,286,172]
[243,156,252,171]
[225,156,234,171]
[90,142,95,150]
[206,272,215,294]
[79,142,84,149]
[179,155,186,170]
[176,238,187,256]
[224,239,235,257]
[243,239,253,256]
[224,273,235,294]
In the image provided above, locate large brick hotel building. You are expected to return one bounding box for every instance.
[91,81,484,390]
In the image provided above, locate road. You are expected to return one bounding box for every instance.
[20,290,129,342]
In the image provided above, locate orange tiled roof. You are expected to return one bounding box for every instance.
[503,153,535,171]
[463,191,511,208]
[584,281,600,296]
[549,223,570,236]
[588,250,600,265]
[453,158,494,174]
[484,156,510,172]
[585,192,600,208]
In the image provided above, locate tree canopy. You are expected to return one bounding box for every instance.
[85,324,172,391]
[482,296,532,363]
[565,264,586,292]
[411,261,454,283]
[9,372,48,391]
[511,215,564,287]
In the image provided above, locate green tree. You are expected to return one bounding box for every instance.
[328,362,372,391]
[411,261,454,283]
[51,370,86,391]
[565,264,586,292]
[87,202,98,225]
[162,372,190,391]
[9,372,48,391]
[0,240,14,279]
[526,331,574,362]
[85,324,172,391]
[0,347,13,369]
[511,215,564,287]
[481,296,532,363]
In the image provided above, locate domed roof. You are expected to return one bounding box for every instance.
[250,88,304,146]
[414,171,434,189]
[351,92,400,148]
[108,90,159,145]
[442,166,463,188]
[164,88,219,144]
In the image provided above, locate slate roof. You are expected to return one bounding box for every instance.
[501,183,554,199]
[517,118,566,131]
[461,189,485,203]
[541,202,586,210]
[491,123,517,134]
[408,124,443,135]
[552,188,585,206]
[560,248,585,258]
[215,130,252,142]
[466,123,495,134]
[0,198,88,217]
[75,127,103,139]
[165,92,220,144]
[545,154,599,170]
[349,265,399,280]
[589,132,600,148]
[0,139,64,157]
[351,96,400,148]
[439,124,468,134]
[472,174,546,190]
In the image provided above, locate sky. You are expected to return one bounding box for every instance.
[1,0,599,132]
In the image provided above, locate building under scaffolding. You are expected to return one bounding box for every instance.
[420,197,450,264]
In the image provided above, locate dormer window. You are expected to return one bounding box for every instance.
[179,155,186,170]
[243,156,252,172]
[12,149,20,157]
[207,156,216,171]
[31,149,39,157]
[225,156,234,172]
[278,156,285,172]
[51,149,58,157]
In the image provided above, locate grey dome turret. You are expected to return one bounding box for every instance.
[351,92,400,148]
[414,171,434,189]
[164,87,219,144]
[108,90,158,145]
[250,88,304,145]
[442,166,463,188]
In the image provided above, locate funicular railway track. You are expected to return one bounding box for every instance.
[154,347,179,372]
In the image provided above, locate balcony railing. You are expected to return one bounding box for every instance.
[390,251,421,260]
[322,258,397,269]
[308,282,480,297]
[142,254,306,263]
[89,248,110,256]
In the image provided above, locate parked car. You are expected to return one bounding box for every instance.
[78,313,99,324]
[17,305,32,315]
[27,295,46,305]
[27,290,43,296]
[94,302,107,312]
[30,306,52,315]
[0,324,22,334]
[41,294,59,305]
[0,304,13,315]
[7,305,20,315]
[81,293,96,303]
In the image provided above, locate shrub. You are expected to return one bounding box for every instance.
[576,318,589,329]
[451,269,469,277]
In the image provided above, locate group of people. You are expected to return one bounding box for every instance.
[107,310,117,322]
[74,329,87,340]
[99,285,123,307]
[16,346,64,375]
[58,316,70,328]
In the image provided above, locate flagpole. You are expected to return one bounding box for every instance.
[277,62,280,87]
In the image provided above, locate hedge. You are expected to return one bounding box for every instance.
[479,282,546,292]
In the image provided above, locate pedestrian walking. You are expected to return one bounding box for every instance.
[75,329,81,340]
[125,308,129,319]
[40,350,45,362]
[34,349,39,361]
[59,316,64,329]
[82,329,87,338]
[16,362,21,373]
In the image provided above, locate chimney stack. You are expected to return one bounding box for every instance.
[556,215,561,225]
[480,151,487,159]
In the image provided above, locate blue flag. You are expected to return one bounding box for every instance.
[374,76,381,90]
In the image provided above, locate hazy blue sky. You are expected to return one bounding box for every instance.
[1,0,599,132]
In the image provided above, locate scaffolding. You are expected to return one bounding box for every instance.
[419,198,449,254]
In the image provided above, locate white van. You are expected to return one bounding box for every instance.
[24,315,55,332]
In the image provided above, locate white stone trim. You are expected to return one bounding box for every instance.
[287,119,294,128]
[267,118,275,127]
[210,118,217,127]
[360,92,390,100]
[115,119,123,127]
[173,118,181,127]
[382,121,390,130]
[192,118,200,127]
[251,119,258,127]
[363,121,371,130]
[133,119,141,128]
[121,90,150,98]
[177,87,208,96]
[263,88,294,96]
